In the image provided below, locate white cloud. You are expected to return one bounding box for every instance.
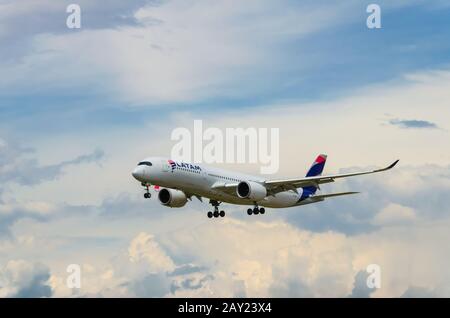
[162,215,450,297]
[39,211,450,298]
[128,232,175,272]
[157,220,356,297]
[372,203,417,226]
[155,67,450,176]
[0,0,367,104]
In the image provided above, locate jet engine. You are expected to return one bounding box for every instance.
[236,181,267,201]
[158,188,188,207]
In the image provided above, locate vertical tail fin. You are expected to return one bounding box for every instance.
[305,154,327,177]
[301,154,327,199]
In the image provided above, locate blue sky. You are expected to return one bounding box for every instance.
[1,0,450,298]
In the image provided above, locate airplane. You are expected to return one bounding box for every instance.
[131,155,399,218]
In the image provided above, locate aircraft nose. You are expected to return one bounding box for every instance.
[132,166,146,181]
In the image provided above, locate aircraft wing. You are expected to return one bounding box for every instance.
[264,160,399,195]
[209,160,398,197]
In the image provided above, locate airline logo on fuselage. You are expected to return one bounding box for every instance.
[168,160,201,172]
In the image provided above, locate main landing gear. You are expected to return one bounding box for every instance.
[142,182,151,199]
[247,205,265,216]
[207,200,225,218]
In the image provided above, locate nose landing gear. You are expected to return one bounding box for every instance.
[207,200,225,218]
[142,183,151,199]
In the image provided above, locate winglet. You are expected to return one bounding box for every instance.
[375,159,399,172]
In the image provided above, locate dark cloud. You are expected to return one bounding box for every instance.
[0,0,157,61]
[170,274,213,294]
[285,198,378,235]
[0,139,104,186]
[121,262,214,297]
[0,261,53,298]
[14,271,52,298]
[269,279,313,297]
[98,192,164,219]
[0,138,104,236]
[128,273,171,297]
[284,165,450,235]
[349,270,376,298]
[0,200,101,238]
[389,118,438,129]
[0,205,49,238]
[401,286,437,298]
[2,149,104,186]
[284,179,382,235]
[0,141,33,166]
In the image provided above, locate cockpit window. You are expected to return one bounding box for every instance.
[138,161,152,166]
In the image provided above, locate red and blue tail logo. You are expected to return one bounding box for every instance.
[301,154,327,200]
[305,154,327,177]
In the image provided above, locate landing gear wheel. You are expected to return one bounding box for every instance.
[253,207,259,215]
[208,200,225,219]
[142,183,151,199]
[259,208,265,214]
[247,208,253,215]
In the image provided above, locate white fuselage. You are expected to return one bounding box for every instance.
[132,157,314,208]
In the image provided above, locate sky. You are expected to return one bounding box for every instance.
[0,0,450,297]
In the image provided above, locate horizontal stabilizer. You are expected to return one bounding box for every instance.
[311,191,359,200]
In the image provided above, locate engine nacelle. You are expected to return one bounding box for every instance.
[158,188,188,208]
[236,181,267,201]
